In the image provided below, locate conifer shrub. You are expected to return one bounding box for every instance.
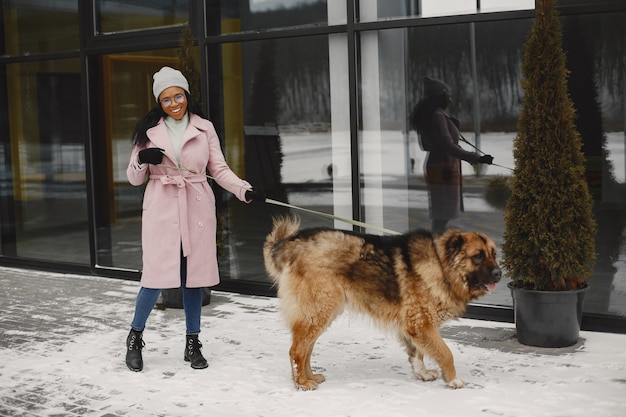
[502,0,596,291]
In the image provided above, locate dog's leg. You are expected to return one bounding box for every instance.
[402,336,439,381]
[411,351,440,382]
[410,329,465,389]
[289,322,326,391]
[304,345,326,384]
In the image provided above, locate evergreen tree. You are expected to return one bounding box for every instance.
[502,0,596,291]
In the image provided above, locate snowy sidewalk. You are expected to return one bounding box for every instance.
[0,267,624,417]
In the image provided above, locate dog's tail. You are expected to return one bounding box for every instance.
[263,215,301,282]
[266,215,301,245]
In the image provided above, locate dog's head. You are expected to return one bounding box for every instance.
[438,229,502,299]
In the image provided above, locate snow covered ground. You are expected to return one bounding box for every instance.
[0,268,625,417]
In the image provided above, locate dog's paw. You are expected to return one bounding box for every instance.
[410,357,439,381]
[312,373,326,384]
[295,380,319,391]
[446,378,465,389]
[415,369,439,381]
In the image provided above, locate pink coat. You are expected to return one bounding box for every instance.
[127,113,250,289]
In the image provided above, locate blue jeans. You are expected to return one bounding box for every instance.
[130,255,202,334]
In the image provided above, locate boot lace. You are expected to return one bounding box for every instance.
[187,337,203,356]
[128,334,145,351]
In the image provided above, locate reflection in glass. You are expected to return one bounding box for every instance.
[480,0,534,13]
[97,0,189,34]
[98,50,181,270]
[2,59,89,263]
[212,35,348,282]
[420,0,477,17]
[560,12,626,317]
[2,0,79,55]
[358,0,534,21]
[359,0,474,21]
[207,0,332,36]
[358,24,517,306]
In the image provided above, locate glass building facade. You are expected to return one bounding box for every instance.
[1,0,625,331]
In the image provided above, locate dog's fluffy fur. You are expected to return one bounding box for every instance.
[263,216,501,390]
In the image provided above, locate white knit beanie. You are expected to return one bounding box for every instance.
[152,66,190,102]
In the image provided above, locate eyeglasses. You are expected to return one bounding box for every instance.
[160,93,186,107]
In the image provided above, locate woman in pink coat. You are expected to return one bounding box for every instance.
[125,67,264,372]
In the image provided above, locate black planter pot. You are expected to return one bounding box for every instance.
[508,283,587,348]
[161,288,212,309]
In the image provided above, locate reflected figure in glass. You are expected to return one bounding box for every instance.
[409,77,494,234]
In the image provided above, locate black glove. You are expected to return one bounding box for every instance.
[245,188,265,202]
[478,154,494,165]
[138,148,164,165]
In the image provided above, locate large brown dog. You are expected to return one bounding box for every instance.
[263,216,501,390]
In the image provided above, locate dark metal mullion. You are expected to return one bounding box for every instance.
[0,3,16,257]
[84,26,183,55]
[0,50,80,64]
[204,24,347,45]
[78,0,101,272]
[347,0,361,231]
[339,9,535,32]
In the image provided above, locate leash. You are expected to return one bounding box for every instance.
[155,151,402,235]
[459,134,514,172]
[263,198,401,235]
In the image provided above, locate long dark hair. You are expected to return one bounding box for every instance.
[131,91,206,147]
[408,94,448,134]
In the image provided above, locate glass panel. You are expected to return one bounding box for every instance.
[2,0,79,56]
[211,34,346,282]
[421,0,477,17]
[358,24,513,305]
[560,12,626,317]
[96,0,189,34]
[96,49,181,271]
[1,58,89,263]
[357,14,626,315]
[358,0,534,21]
[359,0,475,21]
[480,0,534,13]
[207,0,335,36]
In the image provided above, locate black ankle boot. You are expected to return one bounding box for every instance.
[126,329,144,372]
[184,334,208,369]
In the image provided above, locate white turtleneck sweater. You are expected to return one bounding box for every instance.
[164,113,189,164]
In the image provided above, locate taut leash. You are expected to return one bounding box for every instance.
[459,134,514,171]
[155,151,401,235]
[263,198,401,235]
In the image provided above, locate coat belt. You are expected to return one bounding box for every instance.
[149,174,207,257]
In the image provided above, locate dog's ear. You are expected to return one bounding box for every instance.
[445,232,465,260]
